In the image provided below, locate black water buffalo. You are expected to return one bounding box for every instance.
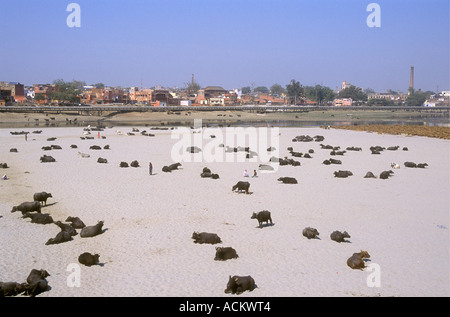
[51,145,62,150]
[330,230,351,243]
[25,269,50,297]
[380,170,394,179]
[346,146,362,151]
[347,250,371,270]
[45,230,73,245]
[90,145,102,150]
[364,172,377,178]
[22,212,54,225]
[40,155,56,163]
[278,177,298,184]
[119,162,129,168]
[54,221,77,236]
[130,160,140,168]
[0,281,27,297]
[33,192,53,206]
[80,221,104,238]
[214,247,239,261]
[162,162,182,172]
[404,161,416,168]
[323,158,342,165]
[11,201,41,214]
[65,216,86,229]
[78,252,100,267]
[97,157,108,164]
[417,163,428,168]
[251,210,273,228]
[224,275,256,295]
[334,170,353,178]
[232,181,250,194]
[302,227,320,239]
[192,232,222,245]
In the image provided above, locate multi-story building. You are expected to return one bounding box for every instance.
[0,82,25,103]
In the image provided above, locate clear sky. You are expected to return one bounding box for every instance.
[1,0,448,93]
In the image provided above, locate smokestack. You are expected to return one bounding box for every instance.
[409,66,414,94]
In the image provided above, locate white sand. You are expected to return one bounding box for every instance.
[0,125,449,297]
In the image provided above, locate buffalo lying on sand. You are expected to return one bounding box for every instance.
[214,247,238,261]
[330,230,351,243]
[97,157,108,164]
[334,170,353,178]
[251,210,273,228]
[347,251,371,270]
[80,221,105,238]
[33,192,53,206]
[45,230,72,245]
[25,269,50,297]
[162,162,182,172]
[78,252,100,267]
[54,221,77,236]
[65,216,85,229]
[278,177,298,184]
[192,232,222,245]
[0,281,27,297]
[224,275,256,295]
[22,212,54,225]
[232,181,250,194]
[303,227,320,239]
[364,172,377,178]
[380,170,394,179]
[11,201,41,214]
[40,155,56,163]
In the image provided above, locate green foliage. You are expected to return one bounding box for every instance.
[48,79,85,103]
[286,79,303,104]
[405,90,429,107]
[254,86,269,94]
[367,98,395,107]
[241,86,251,94]
[338,85,368,101]
[270,83,285,95]
[304,85,336,105]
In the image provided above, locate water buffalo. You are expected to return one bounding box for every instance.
[302,227,320,239]
[25,269,50,297]
[278,177,298,184]
[0,281,27,297]
[224,275,256,295]
[11,201,41,214]
[78,252,100,267]
[232,181,250,194]
[334,170,353,178]
[33,192,53,206]
[364,172,377,178]
[120,162,129,168]
[54,221,77,236]
[22,212,54,225]
[162,162,182,172]
[214,247,239,261]
[417,163,428,168]
[347,250,371,270]
[130,160,140,168]
[192,232,222,245]
[404,161,416,168]
[251,210,273,228]
[65,216,86,229]
[45,230,73,245]
[80,221,104,238]
[380,170,394,179]
[97,157,108,164]
[90,145,102,150]
[40,155,56,163]
[330,230,351,243]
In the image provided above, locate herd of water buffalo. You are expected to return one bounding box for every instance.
[1,128,429,296]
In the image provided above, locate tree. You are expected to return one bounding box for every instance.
[367,98,395,107]
[304,85,336,105]
[286,79,304,105]
[338,85,367,102]
[405,89,429,107]
[241,86,251,94]
[48,79,85,104]
[185,80,201,95]
[270,83,285,96]
[254,86,269,94]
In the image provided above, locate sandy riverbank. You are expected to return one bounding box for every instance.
[0,125,449,297]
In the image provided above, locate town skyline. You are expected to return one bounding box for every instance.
[1,0,448,93]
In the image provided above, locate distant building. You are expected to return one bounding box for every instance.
[341,81,351,91]
[0,82,25,103]
[333,98,353,106]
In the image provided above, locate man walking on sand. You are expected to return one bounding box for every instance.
[149,162,153,175]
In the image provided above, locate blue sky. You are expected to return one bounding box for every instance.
[1,0,448,93]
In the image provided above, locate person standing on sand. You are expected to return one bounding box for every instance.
[149,162,153,175]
